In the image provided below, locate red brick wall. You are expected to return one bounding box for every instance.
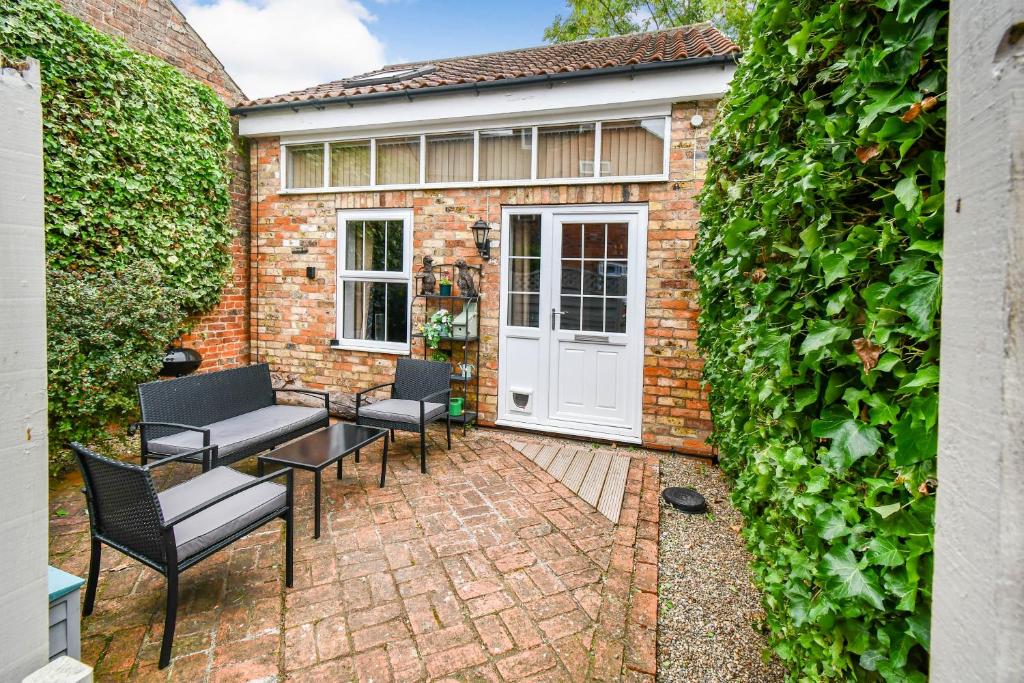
[59,0,251,371]
[250,101,717,454]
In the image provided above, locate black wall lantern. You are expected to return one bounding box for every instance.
[471,219,491,259]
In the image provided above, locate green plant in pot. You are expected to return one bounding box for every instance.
[439,276,453,297]
[420,309,453,360]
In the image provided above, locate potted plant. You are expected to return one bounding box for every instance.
[439,276,453,297]
[420,309,453,361]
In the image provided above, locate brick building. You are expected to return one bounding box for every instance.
[234,27,738,454]
[58,0,252,370]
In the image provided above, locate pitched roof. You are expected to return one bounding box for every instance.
[237,24,739,109]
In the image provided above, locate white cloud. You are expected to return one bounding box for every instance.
[180,0,388,99]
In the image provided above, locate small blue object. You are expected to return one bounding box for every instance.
[48,566,84,603]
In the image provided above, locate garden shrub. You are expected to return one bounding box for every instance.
[694,1,946,680]
[47,264,184,474]
[1,0,234,469]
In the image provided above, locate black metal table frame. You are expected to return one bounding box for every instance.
[257,426,388,539]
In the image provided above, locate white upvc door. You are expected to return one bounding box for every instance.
[498,205,647,443]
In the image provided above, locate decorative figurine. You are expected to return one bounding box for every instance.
[454,258,477,298]
[421,255,436,295]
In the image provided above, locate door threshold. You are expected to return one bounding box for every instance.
[494,419,642,445]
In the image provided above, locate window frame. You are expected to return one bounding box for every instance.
[334,208,414,354]
[279,111,671,193]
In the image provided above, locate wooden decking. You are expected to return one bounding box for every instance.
[508,440,631,523]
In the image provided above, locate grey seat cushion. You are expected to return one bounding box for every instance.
[360,398,445,424]
[159,467,286,561]
[147,405,328,457]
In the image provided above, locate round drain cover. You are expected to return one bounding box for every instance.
[662,487,707,514]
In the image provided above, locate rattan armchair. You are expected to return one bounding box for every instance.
[355,358,451,479]
[70,442,294,669]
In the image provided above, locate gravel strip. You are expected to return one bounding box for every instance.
[657,454,786,682]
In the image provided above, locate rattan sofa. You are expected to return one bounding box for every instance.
[133,363,329,470]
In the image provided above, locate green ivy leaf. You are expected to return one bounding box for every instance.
[825,548,886,610]
[894,176,920,211]
[800,321,851,354]
[812,408,883,473]
[867,537,904,566]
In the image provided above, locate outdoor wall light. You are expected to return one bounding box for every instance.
[471,219,491,259]
[306,266,317,279]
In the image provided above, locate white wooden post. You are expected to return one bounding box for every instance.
[0,57,51,680]
[931,2,1024,680]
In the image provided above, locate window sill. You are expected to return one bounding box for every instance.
[330,343,410,356]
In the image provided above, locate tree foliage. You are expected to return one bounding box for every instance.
[694,0,946,680]
[1,0,235,469]
[545,0,755,46]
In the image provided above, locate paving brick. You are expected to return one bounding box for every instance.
[496,645,559,680]
[473,614,515,655]
[424,642,489,678]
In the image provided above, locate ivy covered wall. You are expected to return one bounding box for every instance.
[0,0,235,471]
[694,0,945,680]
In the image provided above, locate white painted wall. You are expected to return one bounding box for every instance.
[0,58,51,678]
[931,2,1024,680]
[238,64,735,138]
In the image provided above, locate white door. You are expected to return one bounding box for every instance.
[498,206,646,443]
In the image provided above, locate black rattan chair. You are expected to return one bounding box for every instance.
[70,442,294,669]
[355,358,451,478]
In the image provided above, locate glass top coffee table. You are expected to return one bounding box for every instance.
[257,423,389,538]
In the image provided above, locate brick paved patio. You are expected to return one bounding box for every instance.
[48,429,661,681]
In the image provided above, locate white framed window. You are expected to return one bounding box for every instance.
[279,113,670,192]
[335,208,413,354]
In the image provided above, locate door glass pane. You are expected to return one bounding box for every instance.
[330,140,370,186]
[510,214,541,257]
[584,224,605,258]
[508,293,540,327]
[480,128,532,181]
[376,136,420,185]
[607,223,628,258]
[582,261,604,295]
[537,123,595,179]
[509,258,540,292]
[604,261,628,296]
[561,260,582,294]
[345,221,364,270]
[599,119,665,177]
[560,296,581,330]
[365,221,387,271]
[385,220,404,272]
[581,297,604,331]
[286,144,324,189]
[605,298,627,333]
[425,132,473,183]
[561,223,582,258]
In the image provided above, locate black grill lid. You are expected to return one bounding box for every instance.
[662,487,707,514]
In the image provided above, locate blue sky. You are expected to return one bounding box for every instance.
[370,0,559,65]
[180,0,566,99]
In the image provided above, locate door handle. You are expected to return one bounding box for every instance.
[574,334,610,343]
[551,308,563,329]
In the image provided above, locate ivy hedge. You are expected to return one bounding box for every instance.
[1,0,234,471]
[694,0,945,680]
